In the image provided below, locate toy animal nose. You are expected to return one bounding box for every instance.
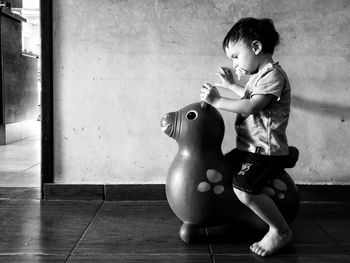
[160,112,177,138]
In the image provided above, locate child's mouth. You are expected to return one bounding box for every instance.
[235,67,247,80]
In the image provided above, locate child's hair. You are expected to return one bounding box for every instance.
[222,17,280,54]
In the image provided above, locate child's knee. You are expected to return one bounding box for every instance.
[233,188,256,205]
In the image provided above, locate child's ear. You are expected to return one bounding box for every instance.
[251,40,262,55]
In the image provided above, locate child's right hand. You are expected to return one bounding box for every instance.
[215,67,235,90]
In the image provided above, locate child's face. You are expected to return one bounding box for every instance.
[224,40,259,75]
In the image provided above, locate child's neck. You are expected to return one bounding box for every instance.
[257,54,275,72]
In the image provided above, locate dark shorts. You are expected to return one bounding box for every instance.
[224,149,281,195]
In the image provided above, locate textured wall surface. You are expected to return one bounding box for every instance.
[53,0,350,184]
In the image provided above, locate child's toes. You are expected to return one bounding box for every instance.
[250,244,258,253]
[250,243,267,256]
[256,246,265,256]
[250,244,261,254]
[260,249,268,257]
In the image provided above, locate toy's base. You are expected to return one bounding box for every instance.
[179,223,201,244]
[179,219,270,244]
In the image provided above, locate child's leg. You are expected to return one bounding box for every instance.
[233,188,292,257]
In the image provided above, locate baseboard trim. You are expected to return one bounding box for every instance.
[297,184,350,202]
[43,184,350,202]
[43,184,105,200]
[43,184,166,201]
[105,184,165,201]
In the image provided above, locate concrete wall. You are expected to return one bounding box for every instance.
[53,0,350,185]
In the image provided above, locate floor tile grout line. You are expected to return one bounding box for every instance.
[0,162,40,186]
[0,198,13,207]
[65,201,105,263]
[301,209,349,254]
[11,162,41,175]
[22,162,41,173]
[0,187,38,206]
[6,188,30,201]
[205,228,216,263]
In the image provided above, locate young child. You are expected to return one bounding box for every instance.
[200,17,292,257]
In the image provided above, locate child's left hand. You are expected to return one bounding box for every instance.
[200,83,221,106]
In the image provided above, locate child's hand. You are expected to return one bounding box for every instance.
[215,67,235,89]
[200,83,221,106]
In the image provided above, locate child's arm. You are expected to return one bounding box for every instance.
[200,83,274,115]
[215,67,245,97]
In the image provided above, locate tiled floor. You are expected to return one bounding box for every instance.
[0,130,40,187]
[0,189,350,262]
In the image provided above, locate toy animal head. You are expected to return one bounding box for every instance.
[160,102,225,151]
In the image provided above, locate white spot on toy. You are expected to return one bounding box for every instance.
[197,170,225,194]
[206,169,223,183]
[262,186,276,197]
[198,182,210,192]
[273,179,288,191]
[214,185,224,195]
[278,193,285,199]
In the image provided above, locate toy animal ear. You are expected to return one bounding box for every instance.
[251,40,262,55]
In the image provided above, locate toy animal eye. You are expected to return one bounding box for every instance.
[186,110,198,120]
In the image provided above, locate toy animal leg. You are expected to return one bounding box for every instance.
[179,223,200,244]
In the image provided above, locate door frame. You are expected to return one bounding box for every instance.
[40,0,53,197]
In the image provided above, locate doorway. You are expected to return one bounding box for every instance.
[0,0,41,189]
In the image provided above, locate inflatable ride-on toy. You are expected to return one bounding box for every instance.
[160,102,299,243]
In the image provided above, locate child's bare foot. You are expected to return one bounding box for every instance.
[250,228,292,257]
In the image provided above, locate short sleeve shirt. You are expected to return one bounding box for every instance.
[235,62,291,156]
